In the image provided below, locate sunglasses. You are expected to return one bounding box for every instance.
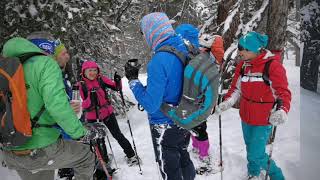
[238,44,248,51]
[54,38,62,47]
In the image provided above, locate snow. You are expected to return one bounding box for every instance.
[243,0,269,34]
[28,3,38,17]
[67,11,73,19]
[1,51,300,179]
[223,1,240,35]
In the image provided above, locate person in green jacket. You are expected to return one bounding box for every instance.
[1,37,106,180]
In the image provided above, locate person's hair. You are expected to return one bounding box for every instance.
[26,31,55,41]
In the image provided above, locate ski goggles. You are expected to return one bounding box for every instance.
[238,44,248,51]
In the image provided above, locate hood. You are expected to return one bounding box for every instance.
[2,37,44,58]
[175,24,199,48]
[140,12,175,51]
[250,50,282,65]
[81,60,100,79]
[155,34,189,57]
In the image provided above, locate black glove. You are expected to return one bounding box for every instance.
[114,72,122,90]
[124,59,141,81]
[80,122,107,144]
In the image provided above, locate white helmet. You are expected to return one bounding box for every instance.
[199,34,215,48]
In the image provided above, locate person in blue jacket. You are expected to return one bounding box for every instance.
[124,12,195,180]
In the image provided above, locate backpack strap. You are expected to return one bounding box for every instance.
[80,80,88,99]
[18,52,47,64]
[240,59,273,86]
[157,46,188,66]
[262,59,274,86]
[30,105,55,128]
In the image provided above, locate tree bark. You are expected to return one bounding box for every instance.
[266,0,289,52]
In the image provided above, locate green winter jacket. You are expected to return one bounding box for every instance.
[2,37,87,150]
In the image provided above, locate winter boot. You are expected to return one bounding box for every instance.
[191,135,199,154]
[198,139,210,159]
[126,154,142,166]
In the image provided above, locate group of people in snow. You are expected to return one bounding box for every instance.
[0,12,291,180]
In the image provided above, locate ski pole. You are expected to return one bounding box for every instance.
[265,99,282,180]
[94,144,112,180]
[217,91,224,180]
[119,89,143,175]
[91,89,118,172]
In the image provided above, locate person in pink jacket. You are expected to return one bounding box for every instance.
[79,60,140,171]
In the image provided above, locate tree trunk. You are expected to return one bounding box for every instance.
[266,0,289,54]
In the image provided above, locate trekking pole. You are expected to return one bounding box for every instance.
[91,89,119,171]
[93,142,112,180]
[118,89,143,175]
[265,99,283,180]
[217,84,224,180]
[105,131,119,169]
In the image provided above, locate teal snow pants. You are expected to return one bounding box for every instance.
[241,121,285,180]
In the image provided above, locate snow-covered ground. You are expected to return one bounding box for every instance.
[300,87,320,180]
[1,52,301,180]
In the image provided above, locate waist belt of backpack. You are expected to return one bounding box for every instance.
[241,95,274,104]
[31,105,56,128]
[11,149,36,156]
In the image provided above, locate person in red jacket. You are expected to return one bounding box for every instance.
[215,31,291,180]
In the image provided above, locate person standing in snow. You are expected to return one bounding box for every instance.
[79,60,140,169]
[215,31,291,180]
[1,35,107,180]
[124,13,195,180]
[27,32,79,179]
[175,24,226,174]
[174,24,212,173]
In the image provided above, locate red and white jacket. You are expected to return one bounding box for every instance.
[224,50,291,125]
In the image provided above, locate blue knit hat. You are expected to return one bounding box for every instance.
[140,12,175,50]
[175,24,199,48]
[239,31,268,53]
[29,39,56,54]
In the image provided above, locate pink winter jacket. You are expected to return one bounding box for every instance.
[79,61,120,121]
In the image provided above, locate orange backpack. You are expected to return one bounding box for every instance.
[0,53,45,148]
[210,35,224,65]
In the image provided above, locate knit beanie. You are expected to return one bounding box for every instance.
[140,12,175,50]
[239,31,268,53]
[27,31,56,55]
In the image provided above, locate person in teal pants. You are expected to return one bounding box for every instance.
[215,31,291,180]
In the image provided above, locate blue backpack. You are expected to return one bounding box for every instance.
[158,43,220,130]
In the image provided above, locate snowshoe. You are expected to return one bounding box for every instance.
[94,168,115,180]
[58,168,74,179]
[195,156,223,175]
[247,175,260,180]
[126,155,142,166]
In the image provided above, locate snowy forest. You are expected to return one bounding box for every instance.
[0,0,320,180]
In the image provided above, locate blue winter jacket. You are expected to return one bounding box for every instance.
[129,35,189,125]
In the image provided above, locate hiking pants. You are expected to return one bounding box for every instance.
[150,124,195,180]
[241,121,285,180]
[103,113,135,158]
[3,139,95,180]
